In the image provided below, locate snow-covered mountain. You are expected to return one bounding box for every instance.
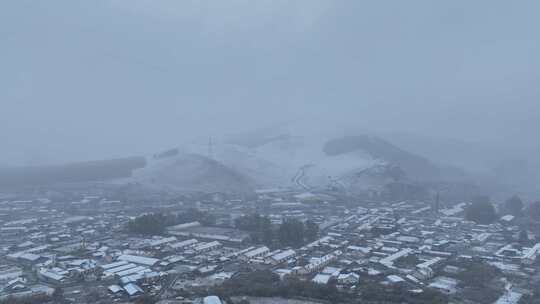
[0,131,472,196]
[155,133,466,192]
[126,153,252,193]
[173,134,381,190]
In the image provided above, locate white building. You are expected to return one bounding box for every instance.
[379,248,413,267]
[429,277,458,294]
[242,246,270,260]
[123,283,144,297]
[269,249,296,265]
[204,295,222,304]
[337,273,359,285]
[193,241,222,253]
[523,243,540,264]
[312,274,332,284]
[117,255,159,267]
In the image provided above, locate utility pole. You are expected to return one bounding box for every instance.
[433,191,440,215]
[208,137,214,160]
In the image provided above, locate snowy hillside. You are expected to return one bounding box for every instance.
[176,134,382,190]
[0,131,472,195]
[128,153,252,193]
[125,131,467,194]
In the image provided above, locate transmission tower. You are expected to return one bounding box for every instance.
[208,137,214,159]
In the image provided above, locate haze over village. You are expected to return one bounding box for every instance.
[2,1,540,304]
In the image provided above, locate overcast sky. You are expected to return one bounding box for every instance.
[1,1,539,165]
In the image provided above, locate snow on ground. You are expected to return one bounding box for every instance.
[178,135,381,189]
[117,132,382,191]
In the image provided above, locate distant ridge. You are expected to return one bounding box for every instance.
[0,157,146,188]
[0,133,472,197]
[323,135,466,181]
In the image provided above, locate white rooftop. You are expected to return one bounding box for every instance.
[118,254,159,266]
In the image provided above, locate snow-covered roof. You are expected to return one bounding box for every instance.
[123,283,143,296]
[387,275,405,283]
[312,274,332,284]
[500,215,515,222]
[271,249,296,261]
[244,246,269,258]
[101,260,129,270]
[380,248,412,266]
[108,285,123,294]
[203,296,222,304]
[118,254,159,266]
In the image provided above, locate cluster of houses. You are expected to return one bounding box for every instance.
[0,192,539,304]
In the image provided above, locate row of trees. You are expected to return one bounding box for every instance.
[497,194,540,220]
[464,195,528,224]
[0,288,64,304]
[208,270,448,304]
[235,214,319,248]
[211,270,347,303]
[127,213,170,235]
[527,201,540,219]
[127,208,216,235]
[463,195,535,245]
[0,295,53,304]
[502,195,524,216]
[464,196,497,224]
[453,261,503,304]
[464,194,540,224]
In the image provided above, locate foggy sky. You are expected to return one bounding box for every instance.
[2,1,540,165]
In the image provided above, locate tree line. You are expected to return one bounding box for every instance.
[235,213,319,248]
[207,270,448,304]
[127,208,216,235]
[464,194,540,224]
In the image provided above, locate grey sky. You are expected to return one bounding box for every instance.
[1,1,539,165]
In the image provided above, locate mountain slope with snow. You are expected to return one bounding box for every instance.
[0,130,473,197]
[128,153,253,193]
[179,134,380,190]
[205,133,469,192]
